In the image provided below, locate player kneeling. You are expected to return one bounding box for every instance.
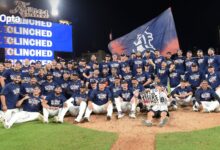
[83,81,113,122]
[171,80,193,108]
[42,86,66,123]
[56,86,87,123]
[3,86,43,129]
[194,80,220,112]
[142,84,169,127]
[114,80,137,119]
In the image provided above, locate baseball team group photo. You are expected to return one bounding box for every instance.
[1,0,220,150]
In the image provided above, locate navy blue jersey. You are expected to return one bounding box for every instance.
[171,86,192,98]
[156,68,169,87]
[165,58,173,68]
[135,73,151,85]
[72,93,88,106]
[23,95,42,112]
[119,88,133,102]
[1,82,21,109]
[174,56,185,72]
[41,81,58,96]
[109,61,120,70]
[143,59,155,73]
[111,85,122,98]
[88,88,97,99]
[195,88,220,104]
[52,69,63,83]
[21,72,34,83]
[45,93,66,107]
[3,69,22,84]
[169,69,183,88]
[58,78,70,93]
[119,61,130,72]
[185,58,196,72]
[130,84,145,93]
[99,62,109,71]
[36,75,46,85]
[121,72,133,86]
[67,80,82,97]
[21,66,30,73]
[20,83,37,95]
[207,72,220,90]
[154,56,165,69]
[108,75,119,87]
[197,56,208,74]
[89,88,112,106]
[207,55,220,71]
[185,71,205,88]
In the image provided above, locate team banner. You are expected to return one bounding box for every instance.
[108,8,179,56]
[0,18,72,64]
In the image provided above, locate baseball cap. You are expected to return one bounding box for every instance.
[105,54,111,57]
[15,60,22,65]
[99,79,106,84]
[46,72,53,76]
[121,80,128,84]
[36,60,42,64]
[71,71,79,76]
[90,80,97,84]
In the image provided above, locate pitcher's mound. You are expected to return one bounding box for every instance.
[65,108,220,150]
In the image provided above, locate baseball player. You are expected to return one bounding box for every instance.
[185,63,205,92]
[83,80,113,122]
[194,80,220,112]
[0,75,21,122]
[114,80,137,119]
[42,86,66,123]
[56,85,87,123]
[206,65,220,96]
[41,73,58,96]
[142,83,169,127]
[173,49,185,73]
[3,86,43,129]
[171,80,193,107]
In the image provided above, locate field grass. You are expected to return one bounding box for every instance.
[156,126,220,150]
[0,121,117,150]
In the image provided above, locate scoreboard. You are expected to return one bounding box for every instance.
[0,18,73,64]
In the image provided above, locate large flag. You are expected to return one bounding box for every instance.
[108,8,179,56]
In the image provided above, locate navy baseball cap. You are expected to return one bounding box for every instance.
[105,54,111,57]
[71,72,79,76]
[15,60,22,65]
[46,72,53,76]
[121,80,128,84]
[90,80,97,84]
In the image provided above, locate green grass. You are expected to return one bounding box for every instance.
[0,121,117,150]
[156,126,220,150]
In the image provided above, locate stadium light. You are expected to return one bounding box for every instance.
[51,9,58,16]
[49,0,59,17]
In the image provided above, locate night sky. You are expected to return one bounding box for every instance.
[1,0,220,56]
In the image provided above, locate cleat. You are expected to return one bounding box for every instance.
[142,120,153,127]
[106,115,111,121]
[74,118,81,123]
[117,112,125,119]
[159,117,169,127]
[82,117,90,123]
[129,112,136,119]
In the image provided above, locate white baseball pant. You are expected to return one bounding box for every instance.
[57,97,87,122]
[84,102,113,118]
[5,111,41,128]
